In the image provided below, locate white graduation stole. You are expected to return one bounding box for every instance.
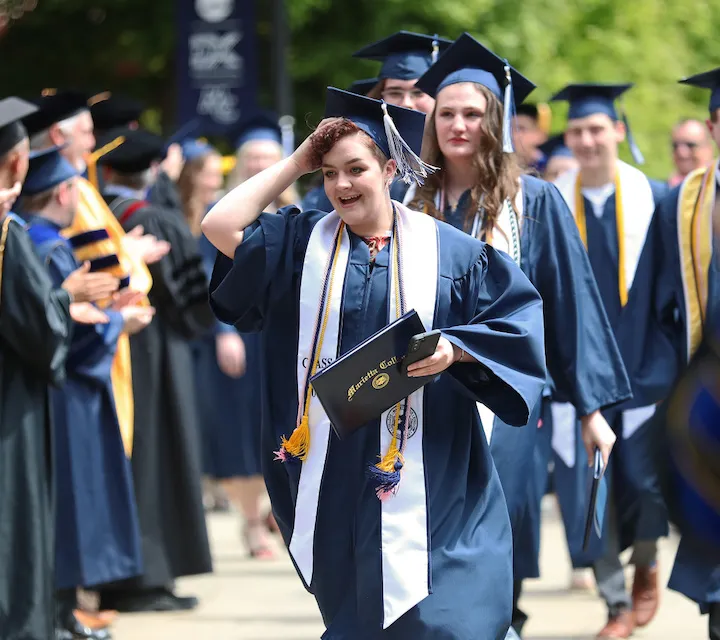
[403,183,524,444]
[554,160,655,298]
[551,162,659,452]
[290,202,437,628]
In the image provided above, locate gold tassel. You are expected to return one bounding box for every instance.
[375,402,403,472]
[537,103,552,136]
[281,412,311,461]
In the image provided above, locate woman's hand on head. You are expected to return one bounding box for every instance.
[290,118,343,176]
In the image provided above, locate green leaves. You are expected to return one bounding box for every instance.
[2,0,719,178]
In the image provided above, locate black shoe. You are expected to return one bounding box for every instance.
[107,588,199,613]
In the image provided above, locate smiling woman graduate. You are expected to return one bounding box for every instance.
[202,87,547,639]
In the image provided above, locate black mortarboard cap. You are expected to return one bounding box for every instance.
[353,31,453,81]
[22,89,93,136]
[96,127,165,174]
[0,97,37,156]
[90,93,144,133]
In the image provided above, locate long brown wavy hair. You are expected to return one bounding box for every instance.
[408,84,522,235]
[178,151,219,236]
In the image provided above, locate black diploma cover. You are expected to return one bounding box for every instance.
[310,309,434,439]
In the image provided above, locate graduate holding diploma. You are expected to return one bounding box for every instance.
[203,88,547,639]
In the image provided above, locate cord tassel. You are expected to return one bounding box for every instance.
[502,63,515,154]
[381,101,439,185]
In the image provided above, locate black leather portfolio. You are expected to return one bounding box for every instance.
[310,309,433,439]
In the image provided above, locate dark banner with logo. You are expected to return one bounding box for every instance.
[176,0,257,137]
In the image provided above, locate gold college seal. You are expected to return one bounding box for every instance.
[372,373,390,390]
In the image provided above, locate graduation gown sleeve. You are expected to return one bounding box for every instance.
[210,205,325,332]
[441,245,547,427]
[0,217,71,383]
[523,178,632,414]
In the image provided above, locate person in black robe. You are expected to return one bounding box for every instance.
[18,146,156,640]
[94,126,216,612]
[0,97,119,640]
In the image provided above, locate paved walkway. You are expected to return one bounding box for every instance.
[114,499,707,639]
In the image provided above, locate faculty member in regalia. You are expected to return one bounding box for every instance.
[0,96,117,640]
[404,34,629,638]
[203,87,548,639]
[18,147,153,640]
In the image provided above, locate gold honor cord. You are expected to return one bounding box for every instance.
[574,174,628,306]
[280,221,346,461]
[691,168,715,326]
[377,223,404,473]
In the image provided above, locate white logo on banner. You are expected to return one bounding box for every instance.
[197,87,240,125]
[195,0,234,23]
[189,32,242,73]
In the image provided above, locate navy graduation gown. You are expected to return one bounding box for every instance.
[192,232,263,478]
[440,176,631,578]
[568,179,669,559]
[209,205,547,639]
[625,184,720,611]
[25,217,142,590]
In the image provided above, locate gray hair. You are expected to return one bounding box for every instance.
[29,111,87,150]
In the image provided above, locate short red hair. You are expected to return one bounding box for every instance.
[308,118,388,168]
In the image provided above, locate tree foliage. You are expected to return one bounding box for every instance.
[1,0,720,178]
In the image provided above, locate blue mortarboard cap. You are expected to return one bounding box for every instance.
[181,138,214,162]
[550,83,633,121]
[551,83,644,164]
[415,33,536,103]
[679,68,720,112]
[347,78,380,96]
[415,33,535,153]
[234,111,281,148]
[22,145,78,195]
[324,87,435,185]
[96,127,165,173]
[165,119,201,149]
[538,133,573,160]
[353,31,453,81]
[0,97,37,156]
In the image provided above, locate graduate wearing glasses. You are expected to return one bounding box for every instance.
[203,87,547,638]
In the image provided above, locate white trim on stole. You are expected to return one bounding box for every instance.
[403,184,524,445]
[290,203,436,629]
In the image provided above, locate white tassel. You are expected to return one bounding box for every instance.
[381,101,439,186]
[431,36,440,63]
[502,64,514,154]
